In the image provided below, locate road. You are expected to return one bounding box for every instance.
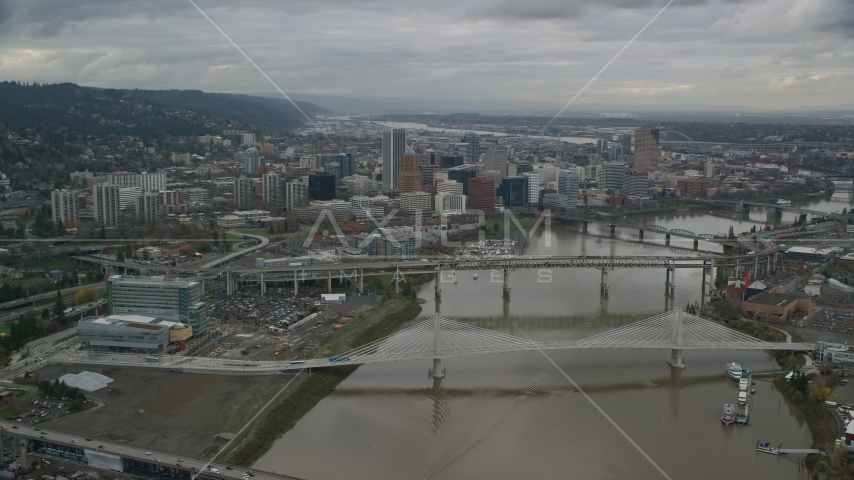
[3,423,303,480]
[0,282,106,311]
[200,232,270,270]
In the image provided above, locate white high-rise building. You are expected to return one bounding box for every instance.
[234,176,254,209]
[135,191,161,223]
[139,172,166,192]
[436,179,463,196]
[382,128,406,190]
[107,172,166,191]
[399,191,431,215]
[350,195,374,220]
[93,184,120,227]
[244,147,260,176]
[118,187,142,210]
[262,173,283,206]
[557,171,580,207]
[435,192,466,216]
[522,172,540,204]
[51,189,79,228]
[597,162,627,193]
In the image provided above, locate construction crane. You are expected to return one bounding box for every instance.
[161,242,195,277]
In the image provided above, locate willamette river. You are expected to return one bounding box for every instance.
[253,197,854,480]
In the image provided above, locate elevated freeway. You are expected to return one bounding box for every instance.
[222,251,779,301]
[2,423,302,480]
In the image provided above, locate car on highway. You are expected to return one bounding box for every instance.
[145,451,152,455]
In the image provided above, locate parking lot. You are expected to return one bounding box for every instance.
[199,283,380,362]
[802,309,854,334]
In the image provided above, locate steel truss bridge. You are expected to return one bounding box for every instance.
[699,199,842,219]
[40,310,813,377]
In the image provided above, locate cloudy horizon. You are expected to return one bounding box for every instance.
[1,0,852,113]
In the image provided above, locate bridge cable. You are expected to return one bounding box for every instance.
[515,326,675,480]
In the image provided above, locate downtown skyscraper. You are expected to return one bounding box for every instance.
[382,128,406,190]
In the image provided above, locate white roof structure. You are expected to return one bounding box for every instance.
[58,371,114,392]
[90,314,179,328]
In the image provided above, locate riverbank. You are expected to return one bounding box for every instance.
[221,297,423,466]
[773,374,853,479]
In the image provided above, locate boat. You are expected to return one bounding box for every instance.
[726,362,744,381]
[739,377,749,391]
[776,199,792,205]
[738,390,749,405]
[756,442,779,455]
[472,274,479,280]
[721,403,736,425]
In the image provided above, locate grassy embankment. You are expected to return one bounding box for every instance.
[220,297,422,466]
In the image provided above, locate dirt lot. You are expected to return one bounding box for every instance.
[36,366,291,459]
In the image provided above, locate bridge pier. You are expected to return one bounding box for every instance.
[600,269,609,297]
[327,270,332,293]
[582,220,588,233]
[260,272,266,296]
[638,229,644,240]
[503,269,511,299]
[429,358,446,379]
[358,268,364,294]
[435,270,442,298]
[668,349,686,369]
[665,268,675,296]
[693,239,699,250]
[18,437,27,468]
[665,234,671,245]
[294,271,299,295]
[609,223,616,237]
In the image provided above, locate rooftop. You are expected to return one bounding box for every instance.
[744,292,807,307]
[108,274,198,288]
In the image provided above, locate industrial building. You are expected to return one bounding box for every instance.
[106,275,208,334]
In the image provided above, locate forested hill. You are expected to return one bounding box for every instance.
[0,81,327,137]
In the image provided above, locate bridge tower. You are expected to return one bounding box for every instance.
[428,304,446,380]
[667,310,686,369]
[502,268,511,299]
[665,267,675,296]
[434,270,442,299]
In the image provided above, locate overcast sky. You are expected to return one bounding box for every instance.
[1,0,852,111]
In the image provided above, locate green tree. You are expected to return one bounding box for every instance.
[53,289,67,323]
[41,308,49,320]
[715,267,727,289]
[116,248,125,263]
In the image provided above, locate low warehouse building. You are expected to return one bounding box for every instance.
[321,293,346,304]
[742,292,813,323]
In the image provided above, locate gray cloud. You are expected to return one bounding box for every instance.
[0,0,851,110]
[720,66,749,78]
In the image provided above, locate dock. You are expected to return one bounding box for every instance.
[756,439,820,455]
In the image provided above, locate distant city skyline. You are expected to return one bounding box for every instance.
[0,0,852,111]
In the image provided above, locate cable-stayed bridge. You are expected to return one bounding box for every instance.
[37,311,813,378]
